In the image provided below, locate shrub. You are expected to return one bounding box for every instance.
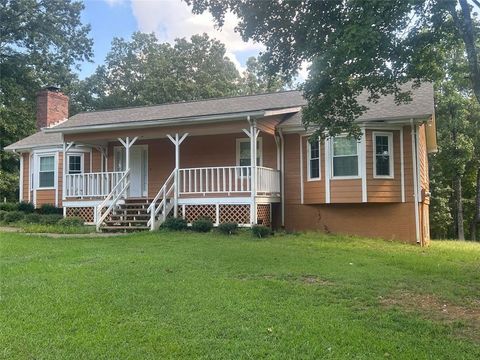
[192,218,213,233]
[58,217,84,227]
[0,203,18,212]
[24,213,42,224]
[18,201,35,213]
[252,225,271,238]
[218,222,238,235]
[162,217,188,231]
[38,204,62,215]
[39,214,63,225]
[0,210,8,221]
[3,211,25,224]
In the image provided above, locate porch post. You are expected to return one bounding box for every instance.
[249,117,259,225]
[167,133,188,218]
[62,141,74,200]
[118,136,138,197]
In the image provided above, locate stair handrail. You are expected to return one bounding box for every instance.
[96,169,130,231]
[147,170,175,230]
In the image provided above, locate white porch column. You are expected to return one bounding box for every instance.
[167,133,188,217]
[118,136,138,197]
[243,116,259,225]
[62,141,74,200]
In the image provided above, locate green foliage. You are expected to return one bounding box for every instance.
[0,203,18,212]
[217,222,238,235]
[3,211,24,224]
[239,56,289,95]
[251,225,271,238]
[75,32,241,112]
[0,210,7,221]
[24,213,42,224]
[20,224,95,234]
[161,217,188,231]
[18,201,35,213]
[191,218,213,233]
[38,204,62,215]
[38,214,63,225]
[189,0,480,139]
[0,0,93,200]
[58,217,84,227]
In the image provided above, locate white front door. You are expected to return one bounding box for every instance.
[114,145,148,197]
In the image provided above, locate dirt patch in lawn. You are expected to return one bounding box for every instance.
[380,291,480,342]
[236,274,333,286]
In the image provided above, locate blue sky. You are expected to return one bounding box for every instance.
[78,0,264,79]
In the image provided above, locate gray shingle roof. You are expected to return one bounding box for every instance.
[280,83,434,128]
[52,91,307,130]
[5,131,62,151]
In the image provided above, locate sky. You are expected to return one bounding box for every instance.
[79,0,267,79]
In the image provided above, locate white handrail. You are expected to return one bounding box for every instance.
[256,166,281,195]
[147,169,175,230]
[96,169,130,231]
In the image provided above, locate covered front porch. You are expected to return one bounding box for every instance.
[60,118,282,230]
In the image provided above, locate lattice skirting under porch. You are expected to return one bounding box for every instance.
[181,203,271,227]
[65,207,94,224]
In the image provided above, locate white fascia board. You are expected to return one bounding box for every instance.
[263,107,302,117]
[45,111,266,134]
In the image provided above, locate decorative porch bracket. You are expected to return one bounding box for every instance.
[62,141,75,201]
[243,116,259,225]
[117,136,138,198]
[167,133,189,217]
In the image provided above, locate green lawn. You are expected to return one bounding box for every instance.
[1,231,479,359]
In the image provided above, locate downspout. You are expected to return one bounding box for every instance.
[410,119,421,244]
[278,128,285,227]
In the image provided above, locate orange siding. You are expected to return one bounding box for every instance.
[57,152,63,207]
[22,153,30,202]
[36,189,56,207]
[330,179,362,203]
[91,148,103,172]
[302,136,326,204]
[284,134,301,205]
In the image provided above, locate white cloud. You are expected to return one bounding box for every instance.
[130,0,264,71]
[103,0,125,6]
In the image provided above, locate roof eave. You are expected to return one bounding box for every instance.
[45,110,267,134]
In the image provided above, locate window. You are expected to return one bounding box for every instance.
[373,132,393,178]
[236,138,262,167]
[68,154,83,174]
[38,155,55,188]
[307,139,321,180]
[332,136,359,177]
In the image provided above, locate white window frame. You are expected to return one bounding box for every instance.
[373,131,394,179]
[331,135,361,179]
[37,153,57,189]
[67,153,84,175]
[236,137,263,167]
[307,138,321,181]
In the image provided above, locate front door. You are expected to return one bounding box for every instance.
[114,145,148,197]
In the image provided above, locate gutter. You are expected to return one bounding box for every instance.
[45,111,266,134]
[410,119,421,244]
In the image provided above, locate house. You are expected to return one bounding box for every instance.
[5,85,436,245]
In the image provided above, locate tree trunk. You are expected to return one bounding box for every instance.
[470,167,480,241]
[456,0,480,105]
[453,175,465,240]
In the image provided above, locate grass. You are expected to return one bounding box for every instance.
[0,231,479,359]
[1,222,95,234]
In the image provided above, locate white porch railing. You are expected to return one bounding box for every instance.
[147,169,175,230]
[178,166,280,196]
[256,166,281,195]
[65,171,126,198]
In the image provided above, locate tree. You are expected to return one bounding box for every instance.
[188,0,479,139]
[0,0,92,200]
[73,32,240,112]
[239,56,289,95]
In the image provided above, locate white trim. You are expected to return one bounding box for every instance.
[325,137,331,203]
[178,197,252,205]
[278,129,285,226]
[331,135,361,179]
[416,129,422,200]
[361,129,367,202]
[36,153,57,189]
[305,136,321,181]
[29,153,33,204]
[114,144,149,197]
[19,155,24,201]
[400,127,405,202]
[411,121,420,243]
[372,131,394,179]
[63,199,124,208]
[236,137,263,167]
[300,134,304,204]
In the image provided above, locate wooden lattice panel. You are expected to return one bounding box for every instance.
[184,205,216,223]
[219,204,250,225]
[66,207,93,223]
[257,204,271,227]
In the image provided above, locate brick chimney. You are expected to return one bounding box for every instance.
[36,86,69,130]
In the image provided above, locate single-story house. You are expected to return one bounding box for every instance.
[6,85,436,245]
